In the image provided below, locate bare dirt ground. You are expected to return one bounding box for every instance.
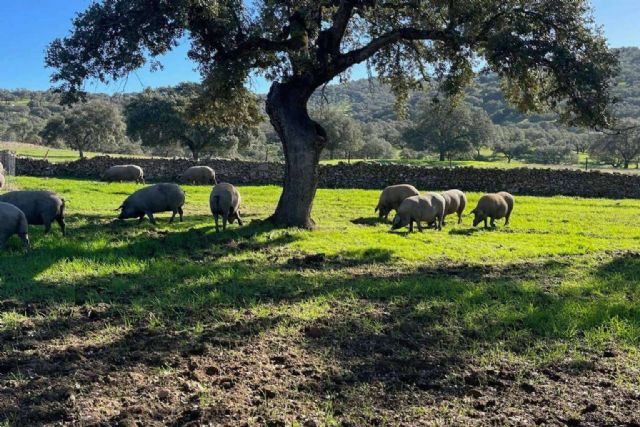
[1,296,639,426]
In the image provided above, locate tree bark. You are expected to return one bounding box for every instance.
[439,151,446,161]
[266,81,326,229]
[182,137,199,161]
[79,148,84,159]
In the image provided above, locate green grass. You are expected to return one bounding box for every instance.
[1,177,639,424]
[2,177,639,350]
[1,141,142,163]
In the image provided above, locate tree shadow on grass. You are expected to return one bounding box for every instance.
[2,231,640,424]
[0,217,298,303]
[294,255,640,424]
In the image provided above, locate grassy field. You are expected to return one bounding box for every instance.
[0,141,142,163]
[1,177,640,425]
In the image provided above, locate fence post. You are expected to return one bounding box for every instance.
[0,150,16,176]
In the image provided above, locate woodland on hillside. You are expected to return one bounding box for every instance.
[1,47,639,167]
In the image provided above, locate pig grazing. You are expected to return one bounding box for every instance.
[441,189,467,225]
[0,191,66,235]
[209,183,243,232]
[103,165,145,183]
[0,202,29,250]
[181,166,217,185]
[391,193,446,232]
[375,184,420,220]
[117,183,185,224]
[471,193,514,228]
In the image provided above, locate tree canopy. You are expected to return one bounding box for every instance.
[404,100,493,161]
[492,127,530,163]
[46,0,620,227]
[40,100,128,158]
[313,106,363,160]
[124,83,262,160]
[590,120,640,168]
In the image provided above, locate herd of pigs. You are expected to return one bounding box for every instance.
[0,164,514,251]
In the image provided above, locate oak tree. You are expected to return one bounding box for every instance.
[404,100,493,161]
[125,83,261,160]
[40,101,127,158]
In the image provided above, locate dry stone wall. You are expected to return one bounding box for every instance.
[15,156,640,199]
[16,156,282,185]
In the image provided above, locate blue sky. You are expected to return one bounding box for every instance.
[0,0,638,94]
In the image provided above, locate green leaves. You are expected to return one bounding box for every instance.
[40,101,129,158]
[124,82,262,160]
[404,99,494,160]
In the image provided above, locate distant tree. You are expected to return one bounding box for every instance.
[39,115,67,147]
[40,101,126,158]
[493,127,530,163]
[46,0,619,228]
[404,100,493,161]
[525,142,578,164]
[243,124,284,162]
[314,107,363,160]
[8,120,41,144]
[590,121,640,168]
[125,84,262,161]
[358,136,395,159]
[363,121,407,149]
[469,110,495,159]
[566,133,592,155]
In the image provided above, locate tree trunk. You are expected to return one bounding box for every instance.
[79,149,84,159]
[623,159,629,169]
[266,81,326,229]
[183,138,199,161]
[439,151,446,162]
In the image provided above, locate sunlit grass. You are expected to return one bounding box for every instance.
[1,141,147,163]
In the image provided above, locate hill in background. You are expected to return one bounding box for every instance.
[1,47,638,166]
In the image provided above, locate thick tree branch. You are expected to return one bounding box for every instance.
[319,0,357,56]
[329,27,453,77]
